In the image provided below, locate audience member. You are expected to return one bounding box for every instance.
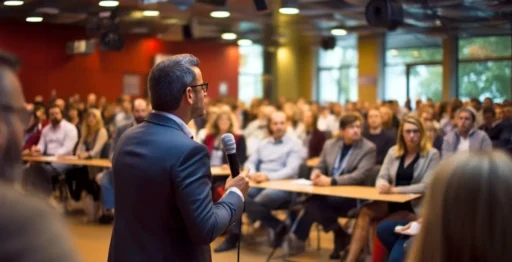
[301,109,326,158]
[363,108,395,166]
[215,111,304,252]
[114,95,134,128]
[408,151,512,262]
[67,108,108,222]
[0,49,79,262]
[23,105,78,198]
[203,110,247,167]
[284,113,376,259]
[22,105,48,152]
[344,116,440,262]
[442,107,492,158]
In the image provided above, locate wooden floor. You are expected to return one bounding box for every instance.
[66,214,341,262]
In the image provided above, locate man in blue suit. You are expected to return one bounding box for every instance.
[108,54,249,262]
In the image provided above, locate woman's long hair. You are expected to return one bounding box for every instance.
[408,151,512,262]
[395,116,431,157]
[81,108,104,140]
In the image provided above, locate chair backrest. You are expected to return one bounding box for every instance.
[297,162,311,180]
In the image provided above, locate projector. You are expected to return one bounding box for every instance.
[141,0,195,10]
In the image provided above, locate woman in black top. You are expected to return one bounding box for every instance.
[344,116,440,262]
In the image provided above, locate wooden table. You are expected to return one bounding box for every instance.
[251,179,421,203]
[22,156,231,176]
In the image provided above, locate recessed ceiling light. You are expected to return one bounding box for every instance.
[3,0,23,6]
[99,0,119,7]
[26,16,43,22]
[36,7,60,15]
[237,39,253,46]
[221,32,237,40]
[279,7,299,15]
[331,28,347,36]
[210,10,230,18]
[142,10,160,16]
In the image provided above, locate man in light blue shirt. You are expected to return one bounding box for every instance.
[215,111,304,252]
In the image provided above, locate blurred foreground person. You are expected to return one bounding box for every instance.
[408,150,512,262]
[0,50,79,261]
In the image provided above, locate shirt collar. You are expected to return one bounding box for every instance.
[152,110,194,138]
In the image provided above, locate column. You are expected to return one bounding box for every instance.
[357,34,384,104]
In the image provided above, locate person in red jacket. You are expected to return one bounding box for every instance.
[22,106,49,154]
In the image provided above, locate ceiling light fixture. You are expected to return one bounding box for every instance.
[210,10,230,18]
[279,0,299,15]
[26,16,43,22]
[142,10,160,16]
[221,32,237,40]
[99,0,119,7]
[331,28,347,36]
[237,39,253,46]
[3,0,23,6]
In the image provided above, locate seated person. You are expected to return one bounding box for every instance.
[284,113,377,259]
[344,116,440,262]
[203,109,247,167]
[66,108,108,222]
[22,105,48,152]
[423,120,443,153]
[409,151,512,262]
[96,98,150,224]
[215,111,304,252]
[301,109,326,158]
[442,107,492,158]
[23,105,78,198]
[376,219,422,262]
[363,107,396,166]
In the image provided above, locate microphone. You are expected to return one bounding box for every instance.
[221,133,241,178]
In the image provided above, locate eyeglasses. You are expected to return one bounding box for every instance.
[0,104,31,128]
[186,82,208,94]
[403,129,420,135]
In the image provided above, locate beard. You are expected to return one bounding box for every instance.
[190,100,205,119]
[51,119,62,126]
[134,116,145,124]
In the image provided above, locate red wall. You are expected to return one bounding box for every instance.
[0,21,239,103]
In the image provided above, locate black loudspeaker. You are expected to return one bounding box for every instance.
[100,30,125,51]
[365,0,404,31]
[321,37,336,50]
[182,24,193,40]
[253,0,268,11]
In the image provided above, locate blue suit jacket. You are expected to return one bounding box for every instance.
[108,112,244,262]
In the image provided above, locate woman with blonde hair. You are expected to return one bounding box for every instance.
[67,108,108,222]
[407,150,512,262]
[344,116,440,262]
[203,109,247,167]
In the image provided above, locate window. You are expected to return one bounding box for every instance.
[316,36,358,103]
[384,34,443,107]
[458,36,512,102]
[238,45,263,104]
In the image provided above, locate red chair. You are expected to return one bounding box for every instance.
[372,234,387,262]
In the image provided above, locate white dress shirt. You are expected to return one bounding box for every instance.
[37,120,78,156]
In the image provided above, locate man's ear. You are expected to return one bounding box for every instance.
[184,87,194,105]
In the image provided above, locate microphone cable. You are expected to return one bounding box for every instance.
[236,203,244,262]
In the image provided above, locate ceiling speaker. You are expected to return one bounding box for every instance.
[321,37,336,50]
[182,24,193,40]
[365,0,404,31]
[253,0,268,12]
[100,30,125,51]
